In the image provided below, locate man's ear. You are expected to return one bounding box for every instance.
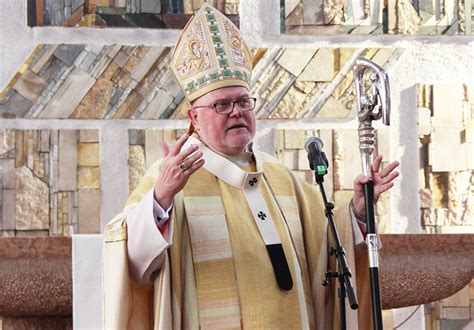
[187,108,199,131]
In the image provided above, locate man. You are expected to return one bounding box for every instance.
[103,4,399,329]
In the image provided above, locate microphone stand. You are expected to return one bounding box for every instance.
[309,153,359,330]
[353,58,391,330]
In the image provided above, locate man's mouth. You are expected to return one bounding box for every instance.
[227,124,247,130]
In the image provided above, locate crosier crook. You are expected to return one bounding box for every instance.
[353,58,391,330]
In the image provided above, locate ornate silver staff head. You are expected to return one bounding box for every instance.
[353,58,391,179]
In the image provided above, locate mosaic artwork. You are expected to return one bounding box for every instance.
[26,0,240,28]
[0,45,404,120]
[282,0,473,34]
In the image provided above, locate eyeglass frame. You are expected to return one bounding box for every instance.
[192,97,257,115]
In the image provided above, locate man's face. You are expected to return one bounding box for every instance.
[187,86,256,155]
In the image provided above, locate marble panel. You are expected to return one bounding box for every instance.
[31,46,58,74]
[78,189,100,233]
[15,166,49,230]
[71,78,114,119]
[418,107,432,136]
[316,96,350,118]
[141,0,161,13]
[277,49,317,77]
[58,130,78,191]
[1,92,33,118]
[430,127,467,172]
[129,47,164,82]
[2,190,16,230]
[79,130,99,143]
[40,130,50,152]
[77,143,100,167]
[77,167,100,189]
[2,159,15,189]
[298,48,335,82]
[129,146,146,192]
[145,129,163,169]
[140,89,174,119]
[54,45,85,66]
[1,130,15,156]
[12,70,48,104]
[283,150,298,170]
[432,85,464,128]
[284,129,308,149]
[333,129,361,190]
[128,129,145,145]
[40,67,96,119]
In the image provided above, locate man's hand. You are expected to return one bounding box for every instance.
[352,155,399,216]
[154,134,205,210]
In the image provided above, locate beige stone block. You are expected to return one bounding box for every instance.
[442,284,471,307]
[284,129,307,149]
[31,45,57,74]
[2,159,15,189]
[15,166,49,230]
[2,189,16,230]
[461,119,474,143]
[316,96,350,119]
[145,129,163,169]
[40,130,50,152]
[333,129,361,190]
[432,85,464,128]
[1,129,15,156]
[439,225,474,233]
[77,143,100,166]
[283,150,298,170]
[71,77,113,119]
[277,49,317,77]
[129,146,146,193]
[441,307,470,319]
[297,149,309,170]
[418,107,432,136]
[15,230,49,237]
[78,189,101,234]
[40,67,96,119]
[298,49,335,82]
[376,127,390,161]
[79,130,99,143]
[78,167,100,189]
[12,69,47,104]
[430,128,467,172]
[58,130,78,191]
[129,47,164,82]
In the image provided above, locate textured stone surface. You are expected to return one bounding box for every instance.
[129,145,146,193]
[12,69,48,103]
[78,189,100,233]
[58,130,78,191]
[2,316,72,329]
[0,237,71,316]
[432,85,464,128]
[380,234,474,309]
[298,48,335,82]
[15,166,49,230]
[77,167,100,189]
[2,190,16,230]
[277,49,317,76]
[77,143,100,166]
[333,129,361,190]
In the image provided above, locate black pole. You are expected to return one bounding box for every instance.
[363,180,383,330]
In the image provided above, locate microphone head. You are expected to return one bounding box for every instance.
[304,136,323,152]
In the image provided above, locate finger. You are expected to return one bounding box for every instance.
[376,181,394,196]
[379,160,400,178]
[159,141,170,157]
[182,150,203,165]
[177,144,200,162]
[170,133,189,156]
[382,171,399,184]
[354,174,370,185]
[371,155,383,173]
[184,158,205,175]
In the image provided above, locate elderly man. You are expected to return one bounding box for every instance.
[103,4,399,329]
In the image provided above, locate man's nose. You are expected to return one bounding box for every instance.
[229,102,243,117]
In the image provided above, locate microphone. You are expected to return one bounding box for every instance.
[304,136,329,176]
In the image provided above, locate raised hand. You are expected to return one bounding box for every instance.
[153,134,205,210]
[352,155,399,216]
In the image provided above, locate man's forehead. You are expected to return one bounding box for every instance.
[194,86,249,104]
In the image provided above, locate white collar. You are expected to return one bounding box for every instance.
[183,136,263,190]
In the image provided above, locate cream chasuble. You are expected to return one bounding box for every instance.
[102,137,372,329]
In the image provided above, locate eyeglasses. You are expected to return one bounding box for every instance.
[193,97,257,115]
